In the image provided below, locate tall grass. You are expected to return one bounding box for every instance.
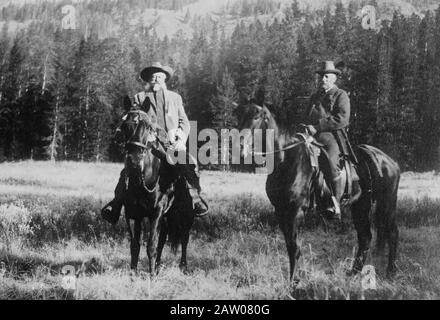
[1,192,438,247]
[1,161,440,299]
[397,196,440,227]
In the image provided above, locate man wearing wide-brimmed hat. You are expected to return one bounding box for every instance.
[101,62,209,225]
[304,61,351,220]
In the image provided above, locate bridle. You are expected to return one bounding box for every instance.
[242,105,322,156]
[122,110,161,193]
[124,110,156,151]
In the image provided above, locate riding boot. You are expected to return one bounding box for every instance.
[322,173,343,220]
[101,170,126,225]
[178,164,209,217]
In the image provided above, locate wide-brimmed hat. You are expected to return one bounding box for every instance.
[315,61,341,75]
[140,62,174,82]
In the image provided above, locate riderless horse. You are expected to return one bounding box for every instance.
[238,101,400,280]
[117,109,194,274]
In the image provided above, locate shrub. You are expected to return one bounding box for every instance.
[0,202,34,251]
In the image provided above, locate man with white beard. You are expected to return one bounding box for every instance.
[101,62,209,225]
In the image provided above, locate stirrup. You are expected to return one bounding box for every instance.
[331,196,341,216]
[320,197,341,220]
[101,205,120,225]
[193,197,209,217]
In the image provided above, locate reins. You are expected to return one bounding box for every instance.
[251,140,306,156]
[141,171,160,193]
[248,129,322,156]
[123,110,162,194]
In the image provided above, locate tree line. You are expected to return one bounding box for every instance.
[0,0,440,171]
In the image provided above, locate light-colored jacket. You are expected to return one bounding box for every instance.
[133,89,190,144]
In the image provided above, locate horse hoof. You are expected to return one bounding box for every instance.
[129,269,138,279]
[386,266,397,279]
[290,277,300,287]
[155,264,163,275]
[179,263,189,274]
[346,267,361,277]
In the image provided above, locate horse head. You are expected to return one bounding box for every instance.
[237,100,278,158]
[118,110,158,174]
[238,98,318,209]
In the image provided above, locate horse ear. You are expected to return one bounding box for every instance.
[335,61,346,71]
[239,92,251,105]
[255,88,265,106]
[123,95,132,112]
[263,102,274,113]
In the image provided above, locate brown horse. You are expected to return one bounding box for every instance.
[118,110,194,274]
[238,102,400,280]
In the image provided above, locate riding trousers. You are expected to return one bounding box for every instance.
[314,132,342,178]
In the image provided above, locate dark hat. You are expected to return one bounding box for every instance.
[315,61,341,75]
[140,62,174,82]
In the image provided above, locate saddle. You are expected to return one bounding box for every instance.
[302,133,360,212]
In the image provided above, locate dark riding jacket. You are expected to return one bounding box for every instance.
[306,85,350,154]
[304,85,351,178]
[306,85,350,133]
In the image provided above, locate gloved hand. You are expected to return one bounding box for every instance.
[306,125,318,136]
[169,138,186,152]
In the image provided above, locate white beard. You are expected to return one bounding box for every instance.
[152,83,167,92]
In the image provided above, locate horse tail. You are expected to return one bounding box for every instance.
[357,144,382,176]
[356,144,400,249]
[166,178,194,254]
[166,211,181,254]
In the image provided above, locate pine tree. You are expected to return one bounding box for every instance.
[415,11,436,170]
[211,66,238,130]
[0,33,25,159]
[0,23,10,106]
[210,67,239,170]
[185,28,216,128]
[386,13,421,169]
[376,23,394,155]
[46,29,80,161]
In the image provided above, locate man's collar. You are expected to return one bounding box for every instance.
[325,85,338,94]
[147,84,167,92]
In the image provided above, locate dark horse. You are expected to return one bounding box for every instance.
[118,109,194,274]
[238,102,400,280]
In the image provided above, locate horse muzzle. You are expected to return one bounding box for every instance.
[240,132,253,158]
[126,153,145,170]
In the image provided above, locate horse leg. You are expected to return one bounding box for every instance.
[386,219,399,277]
[277,208,301,283]
[179,229,190,273]
[155,221,168,273]
[373,185,399,277]
[384,190,399,277]
[374,191,389,256]
[128,219,142,271]
[147,209,163,275]
[350,194,372,275]
[376,220,387,255]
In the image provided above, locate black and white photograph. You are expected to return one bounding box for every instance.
[0,0,439,303]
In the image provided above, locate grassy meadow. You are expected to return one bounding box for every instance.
[0,161,440,300]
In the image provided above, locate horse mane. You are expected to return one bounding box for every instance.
[126,109,155,127]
